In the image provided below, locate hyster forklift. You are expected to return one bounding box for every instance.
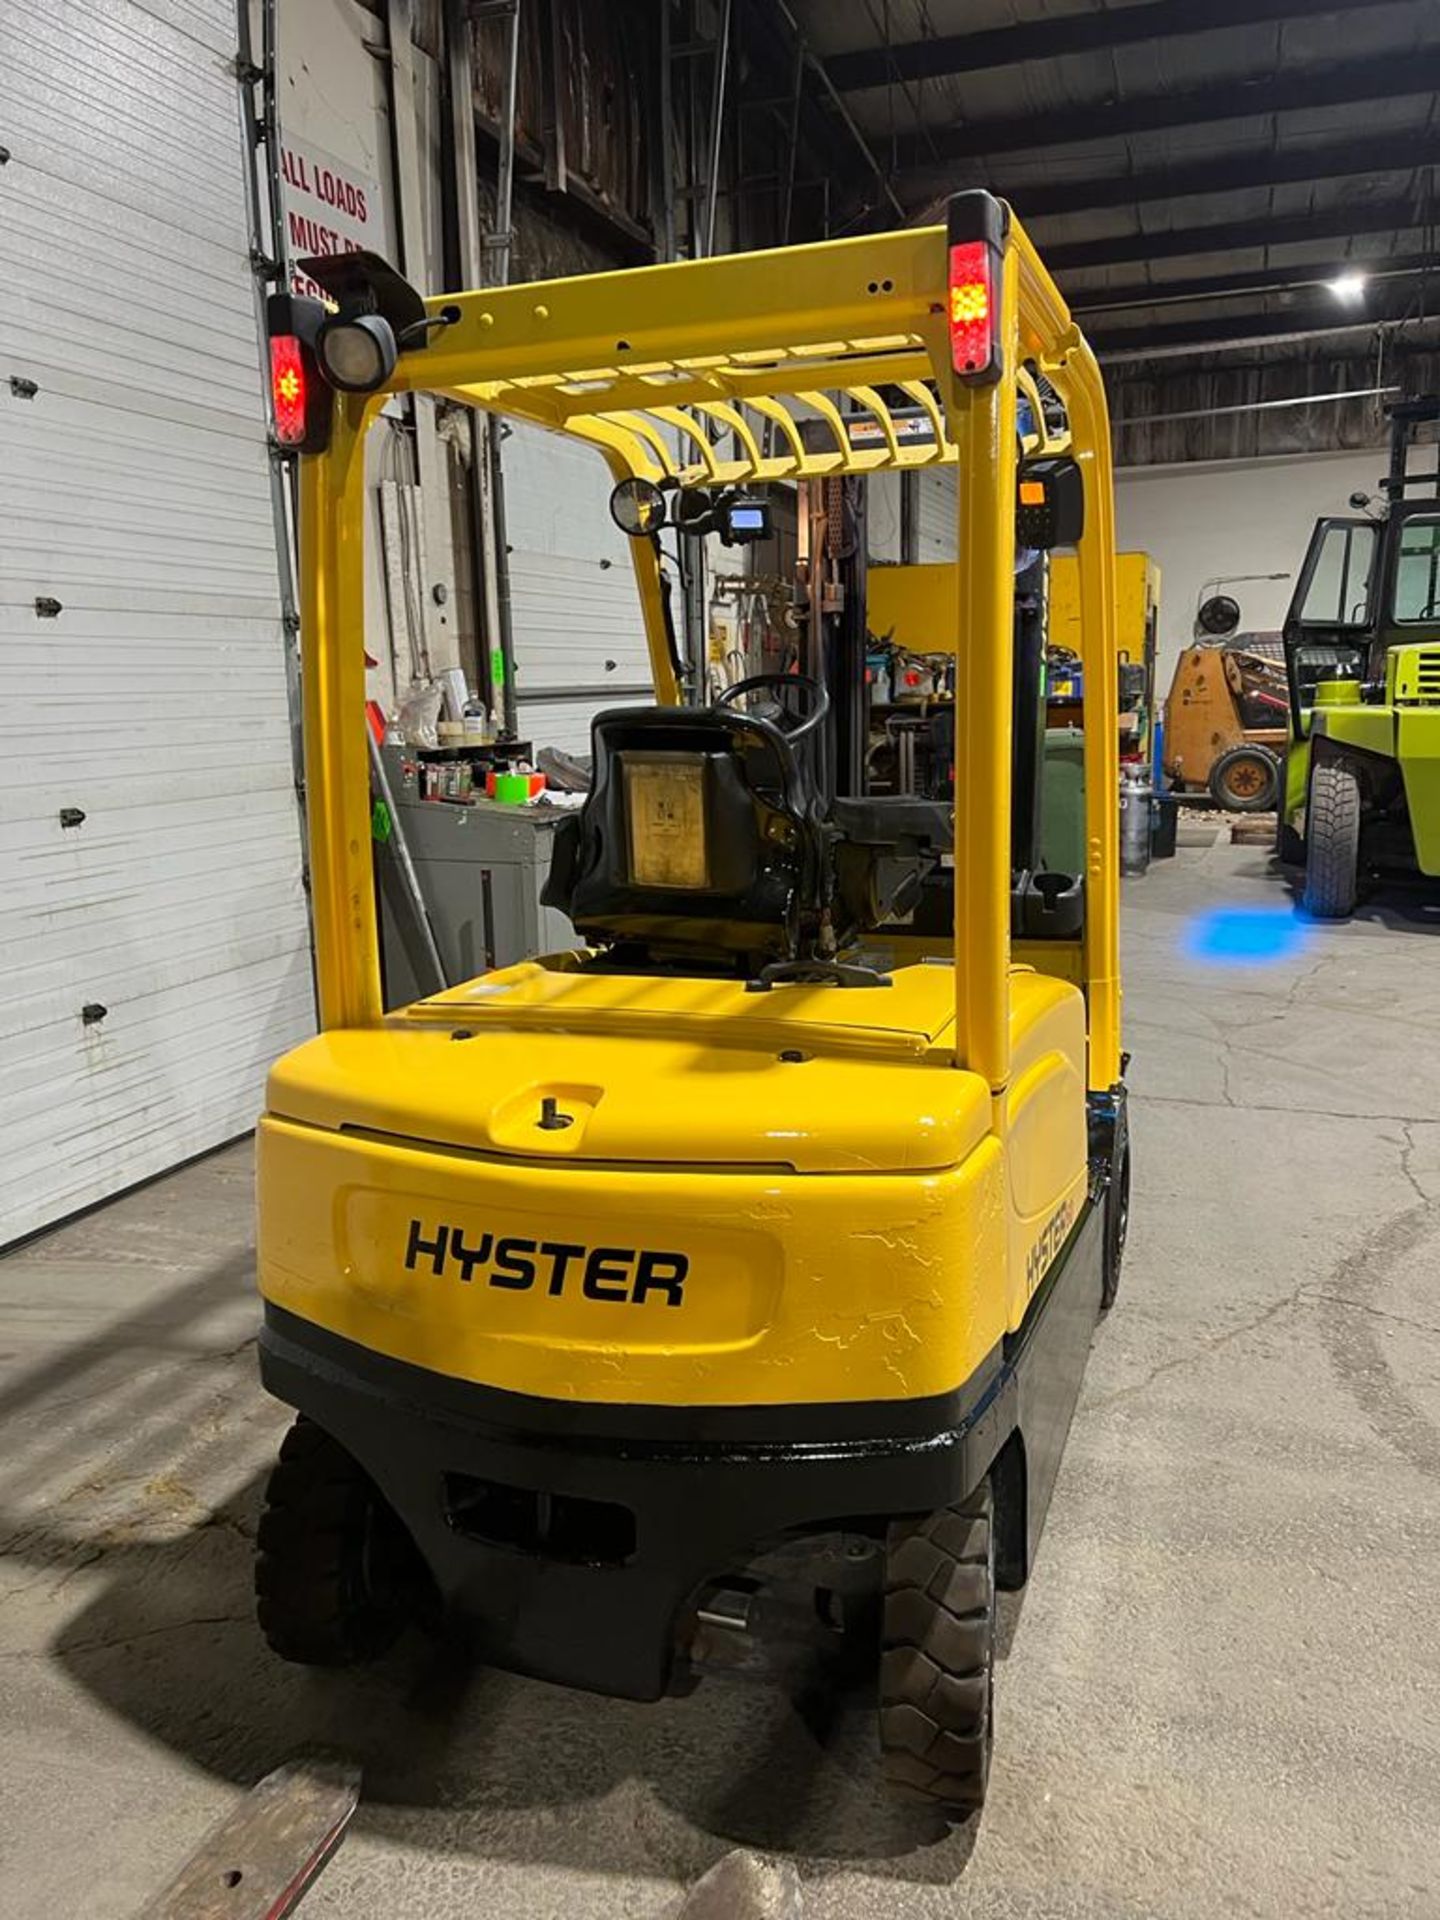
[253,194,1127,1817]
[1279,397,1440,915]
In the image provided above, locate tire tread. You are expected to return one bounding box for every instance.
[1303,758,1361,918]
[879,1483,994,1816]
[255,1416,415,1668]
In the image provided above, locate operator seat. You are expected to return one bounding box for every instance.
[542,706,822,965]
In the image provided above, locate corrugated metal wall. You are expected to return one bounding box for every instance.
[503,423,655,754]
[0,0,311,1241]
[917,467,958,563]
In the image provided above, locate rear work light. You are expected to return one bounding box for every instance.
[270,334,307,446]
[944,190,1007,386]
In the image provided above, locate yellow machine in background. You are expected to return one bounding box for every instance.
[871,548,1159,759]
[251,193,1127,1818]
[868,559,959,651]
[1050,550,1159,758]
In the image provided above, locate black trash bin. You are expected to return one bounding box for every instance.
[1150,788,1181,861]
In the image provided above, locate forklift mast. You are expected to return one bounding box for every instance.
[1382,396,1440,504]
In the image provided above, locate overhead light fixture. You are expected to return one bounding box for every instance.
[1327,270,1368,302]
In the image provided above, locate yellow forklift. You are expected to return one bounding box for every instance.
[253,195,1126,1816]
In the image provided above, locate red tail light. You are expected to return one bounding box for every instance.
[270,334,307,446]
[948,240,994,378]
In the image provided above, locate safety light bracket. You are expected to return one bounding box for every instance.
[296,250,428,341]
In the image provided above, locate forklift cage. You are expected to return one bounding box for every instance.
[296,198,1120,1095]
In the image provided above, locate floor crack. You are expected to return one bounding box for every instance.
[1304,1294,1440,1340]
[1135,1094,1437,1124]
[0,1613,253,1661]
[1396,1121,1431,1207]
[1086,1281,1312,1409]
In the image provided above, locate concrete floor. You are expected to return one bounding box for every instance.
[4,841,1440,1918]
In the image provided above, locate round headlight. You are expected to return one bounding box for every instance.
[608,476,668,537]
[315,313,398,392]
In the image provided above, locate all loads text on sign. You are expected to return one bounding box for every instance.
[279,138,385,302]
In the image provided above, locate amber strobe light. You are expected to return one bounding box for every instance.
[947,240,994,378]
[270,334,307,447]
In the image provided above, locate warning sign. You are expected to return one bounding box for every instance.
[280,137,384,302]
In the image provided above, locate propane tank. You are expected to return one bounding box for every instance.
[1119,765,1153,877]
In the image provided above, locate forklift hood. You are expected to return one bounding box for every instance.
[265,960,990,1175]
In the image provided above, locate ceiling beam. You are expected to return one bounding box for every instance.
[1091,300,1440,361]
[905,133,1438,222]
[734,0,899,227]
[1040,200,1433,275]
[883,48,1440,167]
[1071,254,1439,317]
[822,0,1398,92]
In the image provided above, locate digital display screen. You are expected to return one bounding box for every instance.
[729,506,766,531]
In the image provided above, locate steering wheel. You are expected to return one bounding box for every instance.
[715,672,829,742]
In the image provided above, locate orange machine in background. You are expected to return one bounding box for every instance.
[1161,638,1289,812]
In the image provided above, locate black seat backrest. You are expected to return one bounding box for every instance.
[543,706,817,961]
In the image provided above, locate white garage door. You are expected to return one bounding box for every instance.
[503,423,656,755]
[0,0,312,1242]
[918,466,958,562]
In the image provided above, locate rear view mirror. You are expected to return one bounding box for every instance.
[609,476,668,537]
[1016,456,1084,549]
[611,479,772,546]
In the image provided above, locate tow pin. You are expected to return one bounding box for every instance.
[538,1096,573,1131]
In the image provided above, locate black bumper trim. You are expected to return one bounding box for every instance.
[257,1309,1013,1700]
[260,1303,1003,1454]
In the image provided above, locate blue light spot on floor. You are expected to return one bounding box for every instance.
[1181,905,1312,966]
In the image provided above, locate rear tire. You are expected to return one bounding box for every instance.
[1209,744,1278,813]
[256,1416,424,1666]
[1302,759,1361,918]
[879,1482,995,1819]
[1101,1133,1130,1312]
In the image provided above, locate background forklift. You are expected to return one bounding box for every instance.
[251,195,1127,1818]
[1278,397,1440,915]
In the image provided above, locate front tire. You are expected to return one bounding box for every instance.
[879,1482,995,1818]
[1302,759,1361,918]
[256,1416,424,1666]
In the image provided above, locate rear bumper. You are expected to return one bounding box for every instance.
[258,1305,1007,1700]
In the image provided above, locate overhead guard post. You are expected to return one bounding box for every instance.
[299,397,384,1032]
[946,193,1018,1091]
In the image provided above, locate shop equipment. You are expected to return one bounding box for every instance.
[374,744,578,1007]
[1049,549,1160,760]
